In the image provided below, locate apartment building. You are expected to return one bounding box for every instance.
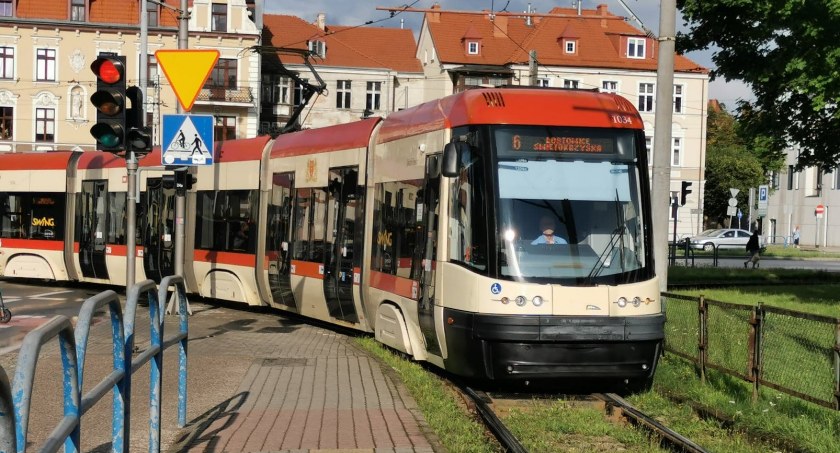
[765,148,840,247]
[260,13,425,133]
[0,0,261,152]
[415,3,710,237]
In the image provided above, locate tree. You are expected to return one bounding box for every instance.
[677,0,840,170]
[703,105,765,228]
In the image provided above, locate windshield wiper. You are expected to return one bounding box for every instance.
[584,190,629,283]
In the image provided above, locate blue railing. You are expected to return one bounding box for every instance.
[0,276,190,453]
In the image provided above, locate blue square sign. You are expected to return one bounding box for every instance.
[161,114,214,166]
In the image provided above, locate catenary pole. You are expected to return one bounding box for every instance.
[652,0,676,293]
[174,0,188,282]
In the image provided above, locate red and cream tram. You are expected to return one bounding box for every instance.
[0,87,663,388]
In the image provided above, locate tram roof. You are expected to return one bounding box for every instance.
[138,135,271,167]
[0,151,76,170]
[77,151,125,169]
[269,118,381,157]
[377,87,644,143]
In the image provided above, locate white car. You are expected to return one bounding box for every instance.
[688,228,760,251]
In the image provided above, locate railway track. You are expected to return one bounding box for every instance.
[461,386,710,453]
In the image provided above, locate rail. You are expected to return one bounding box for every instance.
[0,276,190,453]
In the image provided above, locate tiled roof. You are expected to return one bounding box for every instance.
[263,14,422,73]
[426,5,706,74]
[13,0,187,27]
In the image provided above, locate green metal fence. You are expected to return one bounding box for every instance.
[662,292,840,410]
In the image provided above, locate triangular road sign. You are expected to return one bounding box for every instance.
[155,49,219,111]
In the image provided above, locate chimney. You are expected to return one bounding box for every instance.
[316,12,326,31]
[429,3,441,23]
[597,4,609,27]
[526,3,532,26]
[493,14,508,37]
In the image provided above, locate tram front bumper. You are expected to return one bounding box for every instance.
[442,308,665,381]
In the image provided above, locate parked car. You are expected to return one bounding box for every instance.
[688,228,761,251]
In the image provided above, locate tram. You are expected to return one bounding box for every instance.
[0,87,664,387]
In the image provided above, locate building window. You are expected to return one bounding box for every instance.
[563,79,579,89]
[293,78,308,106]
[366,81,381,111]
[770,170,780,190]
[674,85,684,113]
[628,37,646,59]
[787,165,794,190]
[0,0,11,17]
[336,80,351,109]
[564,40,576,54]
[638,82,654,112]
[35,108,55,142]
[308,40,326,58]
[214,115,236,142]
[834,169,840,190]
[467,41,479,55]
[211,3,227,32]
[71,0,85,21]
[147,2,159,27]
[537,78,550,87]
[0,106,12,140]
[36,49,56,82]
[145,54,158,87]
[208,58,237,89]
[0,46,13,79]
[671,137,682,166]
[645,136,652,164]
[601,80,618,93]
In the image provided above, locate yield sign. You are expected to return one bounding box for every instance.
[155,49,219,111]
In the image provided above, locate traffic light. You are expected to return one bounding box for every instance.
[90,55,127,152]
[125,86,152,155]
[681,181,693,206]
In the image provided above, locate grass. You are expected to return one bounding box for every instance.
[672,244,840,259]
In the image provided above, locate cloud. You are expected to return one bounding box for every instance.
[263,0,754,104]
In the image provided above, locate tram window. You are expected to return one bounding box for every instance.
[195,189,258,253]
[108,192,127,245]
[292,188,327,262]
[0,193,64,240]
[448,144,488,272]
[372,180,422,276]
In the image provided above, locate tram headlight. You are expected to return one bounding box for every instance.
[532,295,543,307]
[632,296,642,307]
[616,296,628,308]
[500,297,510,304]
[515,296,527,306]
[503,229,516,242]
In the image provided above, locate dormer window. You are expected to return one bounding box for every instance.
[308,40,326,58]
[627,37,646,59]
[564,40,576,54]
[467,41,480,55]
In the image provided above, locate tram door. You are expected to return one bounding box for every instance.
[416,156,442,356]
[323,167,359,323]
[77,180,110,279]
[142,178,176,283]
[266,172,296,309]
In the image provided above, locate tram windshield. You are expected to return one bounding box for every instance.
[493,126,649,284]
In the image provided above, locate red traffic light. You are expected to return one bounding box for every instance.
[91,57,124,84]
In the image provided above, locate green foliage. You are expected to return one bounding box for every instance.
[703,143,764,226]
[677,0,840,169]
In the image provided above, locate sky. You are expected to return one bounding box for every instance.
[263,0,753,108]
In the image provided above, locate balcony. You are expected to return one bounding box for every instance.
[196,86,254,105]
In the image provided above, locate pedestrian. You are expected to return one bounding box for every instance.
[792,225,800,248]
[745,230,761,268]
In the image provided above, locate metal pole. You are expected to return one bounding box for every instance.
[652,0,677,292]
[174,0,188,280]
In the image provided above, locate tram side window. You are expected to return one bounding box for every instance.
[371,180,422,276]
[292,188,327,262]
[448,145,488,272]
[0,193,65,240]
[108,192,127,245]
[195,189,258,253]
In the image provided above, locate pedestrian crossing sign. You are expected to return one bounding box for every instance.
[161,114,214,166]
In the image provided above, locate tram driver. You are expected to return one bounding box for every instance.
[531,216,567,245]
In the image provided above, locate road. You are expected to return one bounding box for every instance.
[0,281,104,354]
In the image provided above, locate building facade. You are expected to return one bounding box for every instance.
[764,147,840,247]
[260,13,425,133]
[0,0,261,153]
[416,4,710,238]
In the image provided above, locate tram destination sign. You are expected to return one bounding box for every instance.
[507,133,616,155]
